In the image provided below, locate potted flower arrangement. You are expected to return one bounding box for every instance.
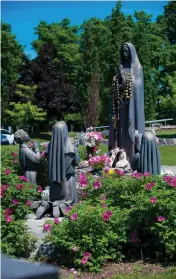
[83,129,104,159]
[88,154,110,175]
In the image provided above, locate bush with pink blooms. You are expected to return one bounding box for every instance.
[44,171,176,272]
[1,148,39,257]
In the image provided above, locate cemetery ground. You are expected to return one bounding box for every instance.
[1,129,176,279]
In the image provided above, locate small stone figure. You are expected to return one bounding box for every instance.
[36,121,79,218]
[14,129,40,184]
[108,43,145,164]
[132,131,161,175]
[110,148,131,172]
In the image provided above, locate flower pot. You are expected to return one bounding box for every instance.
[86,146,95,159]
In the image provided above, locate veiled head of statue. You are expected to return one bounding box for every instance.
[121,43,131,61]
[52,121,68,141]
[120,42,140,66]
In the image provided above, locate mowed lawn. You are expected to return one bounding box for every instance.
[1,143,176,166]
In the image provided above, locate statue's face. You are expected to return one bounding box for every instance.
[122,44,130,61]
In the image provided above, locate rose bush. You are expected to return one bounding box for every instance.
[1,147,39,257]
[44,171,176,272]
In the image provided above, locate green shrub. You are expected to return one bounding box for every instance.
[1,216,37,258]
[46,203,130,272]
[45,172,176,271]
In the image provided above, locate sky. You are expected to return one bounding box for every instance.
[2,1,169,58]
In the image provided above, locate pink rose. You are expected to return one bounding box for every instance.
[54,218,60,224]
[81,257,88,265]
[157,216,165,222]
[43,223,52,232]
[26,200,32,206]
[16,184,24,190]
[93,180,101,190]
[13,199,19,206]
[70,213,78,221]
[150,197,157,204]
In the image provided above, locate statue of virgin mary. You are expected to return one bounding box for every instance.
[108,42,145,164]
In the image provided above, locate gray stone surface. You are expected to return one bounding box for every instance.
[161,165,176,176]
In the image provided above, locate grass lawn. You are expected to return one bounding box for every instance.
[156,129,176,138]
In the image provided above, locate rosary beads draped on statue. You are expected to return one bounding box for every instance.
[108,42,145,164]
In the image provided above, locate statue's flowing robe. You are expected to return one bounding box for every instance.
[47,122,79,212]
[108,43,145,164]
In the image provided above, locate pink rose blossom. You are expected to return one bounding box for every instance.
[2,184,9,190]
[102,210,112,222]
[5,214,13,223]
[65,206,73,214]
[4,169,11,175]
[5,208,14,215]
[131,232,137,243]
[150,197,157,204]
[26,200,32,206]
[81,257,88,265]
[131,172,142,180]
[16,184,24,190]
[43,223,52,232]
[19,176,29,182]
[103,168,109,173]
[106,210,112,217]
[115,169,125,176]
[11,152,18,157]
[93,180,102,190]
[54,218,60,224]
[157,216,166,222]
[13,199,19,206]
[73,246,78,252]
[145,182,155,190]
[79,173,88,187]
[144,172,150,177]
[70,213,78,220]
[170,178,176,187]
[37,186,43,193]
[13,160,18,164]
[83,252,91,258]
[101,195,106,201]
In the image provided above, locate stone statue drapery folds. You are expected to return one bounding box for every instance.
[108,43,145,164]
[47,121,79,213]
[14,130,40,184]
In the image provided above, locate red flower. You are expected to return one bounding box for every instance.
[13,199,19,206]
[26,200,32,206]
[4,169,11,175]
[2,184,9,190]
[37,186,43,193]
[115,169,125,176]
[83,251,91,258]
[70,213,78,220]
[157,216,166,222]
[102,210,112,222]
[5,208,14,215]
[65,206,73,214]
[16,184,24,190]
[144,172,150,177]
[93,180,101,190]
[150,197,157,204]
[19,176,29,182]
[54,218,60,224]
[81,257,88,265]
[43,223,52,232]
[11,152,18,157]
[145,182,155,190]
[5,214,13,223]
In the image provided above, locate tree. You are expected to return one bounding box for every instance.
[5,84,46,131]
[32,19,80,79]
[32,43,76,120]
[1,22,23,121]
